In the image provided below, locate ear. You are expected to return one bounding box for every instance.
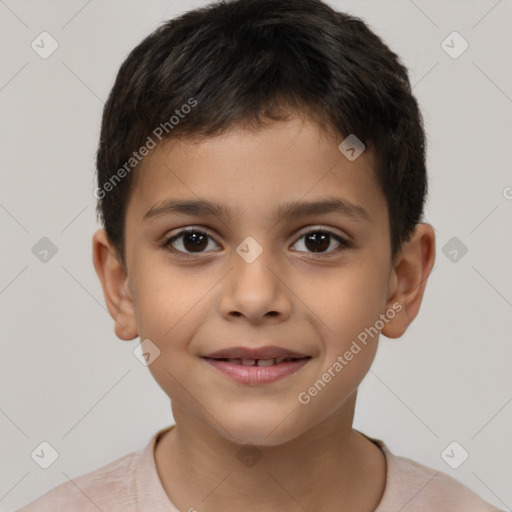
[381,223,436,339]
[92,229,138,341]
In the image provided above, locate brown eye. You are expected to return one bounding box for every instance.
[304,232,330,252]
[165,229,219,255]
[291,229,351,255]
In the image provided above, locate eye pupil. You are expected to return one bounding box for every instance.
[305,232,330,252]
[183,232,208,252]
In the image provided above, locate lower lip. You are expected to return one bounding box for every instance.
[203,358,311,385]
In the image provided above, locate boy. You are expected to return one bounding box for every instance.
[18,0,502,510]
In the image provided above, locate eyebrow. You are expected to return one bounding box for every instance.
[143,197,372,224]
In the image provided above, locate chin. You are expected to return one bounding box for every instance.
[215,407,308,448]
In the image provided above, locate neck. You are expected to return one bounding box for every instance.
[155,395,386,512]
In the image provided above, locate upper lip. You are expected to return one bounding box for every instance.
[204,346,310,360]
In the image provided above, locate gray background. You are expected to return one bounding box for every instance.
[1,0,511,510]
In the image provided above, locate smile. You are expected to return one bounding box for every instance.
[203,356,311,385]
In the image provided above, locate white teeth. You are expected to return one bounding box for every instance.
[256,359,275,367]
[224,357,295,366]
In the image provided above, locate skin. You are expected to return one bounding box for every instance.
[93,113,435,512]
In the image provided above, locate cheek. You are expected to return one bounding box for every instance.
[130,269,219,384]
[317,255,390,363]
[325,261,389,326]
[129,246,207,335]
[130,265,184,342]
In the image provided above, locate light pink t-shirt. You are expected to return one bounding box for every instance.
[17,425,502,512]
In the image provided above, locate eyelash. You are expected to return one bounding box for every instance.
[162,226,352,259]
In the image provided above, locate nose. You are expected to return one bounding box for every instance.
[218,241,292,324]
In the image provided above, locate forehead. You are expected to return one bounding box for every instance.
[126,115,386,228]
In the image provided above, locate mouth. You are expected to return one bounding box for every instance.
[204,345,310,360]
[204,356,309,366]
[202,346,312,385]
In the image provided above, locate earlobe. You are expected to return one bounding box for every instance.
[381,223,436,339]
[92,229,139,341]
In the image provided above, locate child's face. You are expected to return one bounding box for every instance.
[98,114,416,445]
